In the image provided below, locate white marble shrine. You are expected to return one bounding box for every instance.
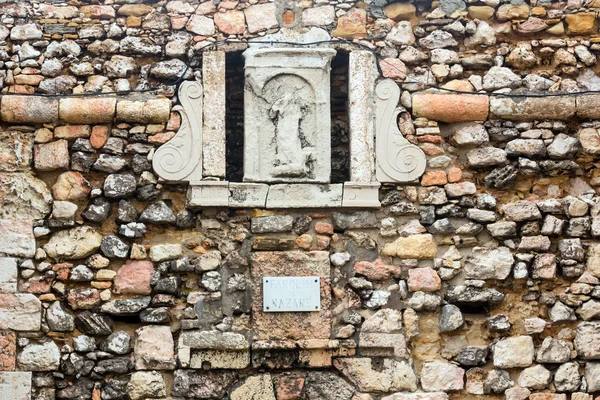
[152,28,426,208]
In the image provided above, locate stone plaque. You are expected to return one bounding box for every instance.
[251,251,331,340]
[263,276,321,312]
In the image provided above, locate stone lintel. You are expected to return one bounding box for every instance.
[266,184,343,208]
[490,96,576,121]
[202,51,226,178]
[342,182,381,208]
[229,182,268,208]
[412,92,489,123]
[187,181,230,207]
[348,51,376,182]
[188,182,380,208]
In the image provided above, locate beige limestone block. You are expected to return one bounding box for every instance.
[116,98,170,124]
[383,234,437,259]
[334,357,418,392]
[0,372,32,400]
[190,350,250,369]
[490,96,576,121]
[577,94,600,119]
[202,51,226,178]
[231,374,276,400]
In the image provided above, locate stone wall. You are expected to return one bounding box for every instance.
[2,0,600,400]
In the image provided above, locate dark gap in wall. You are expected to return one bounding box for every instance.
[225,51,245,182]
[331,50,350,184]
[456,303,489,315]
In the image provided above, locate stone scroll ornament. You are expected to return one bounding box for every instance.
[152,80,204,182]
[375,79,426,182]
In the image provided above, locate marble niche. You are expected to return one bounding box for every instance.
[151,29,426,209]
[243,47,336,184]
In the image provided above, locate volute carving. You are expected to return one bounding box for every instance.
[375,79,426,183]
[153,80,204,183]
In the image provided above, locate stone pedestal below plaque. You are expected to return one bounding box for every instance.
[251,251,331,340]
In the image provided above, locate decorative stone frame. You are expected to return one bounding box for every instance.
[152,44,426,209]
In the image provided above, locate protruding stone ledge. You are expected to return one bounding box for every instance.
[0,95,171,125]
[1,96,58,124]
[116,98,171,124]
[188,182,381,208]
[59,97,116,124]
[490,96,576,120]
[576,94,600,119]
[412,92,489,123]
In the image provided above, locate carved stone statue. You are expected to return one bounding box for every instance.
[243,46,336,183]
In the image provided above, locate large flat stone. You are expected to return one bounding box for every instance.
[251,251,331,340]
[0,372,31,400]
[412,93,489,122]
[134,325,175,370]
[266,184,343,208]
[490,96,576,120]
[0,220,35,258]
[43,226,102,261]
[0,173,52,220]
[0,293,41,331]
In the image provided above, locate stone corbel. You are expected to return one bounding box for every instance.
[375,79,426,183]
[152,80,204,183]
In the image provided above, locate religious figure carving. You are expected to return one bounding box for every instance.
[267,81,313,178]
[243,46,335,184]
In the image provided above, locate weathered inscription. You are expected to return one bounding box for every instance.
[263,276,321,312]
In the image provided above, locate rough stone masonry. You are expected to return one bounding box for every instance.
[4,0,600,399]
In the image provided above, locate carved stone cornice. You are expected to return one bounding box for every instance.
[375,79,426,183]
[152,80,204,183]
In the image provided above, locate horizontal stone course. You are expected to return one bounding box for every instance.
[412,92,489,122]
[0,95,170,125]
